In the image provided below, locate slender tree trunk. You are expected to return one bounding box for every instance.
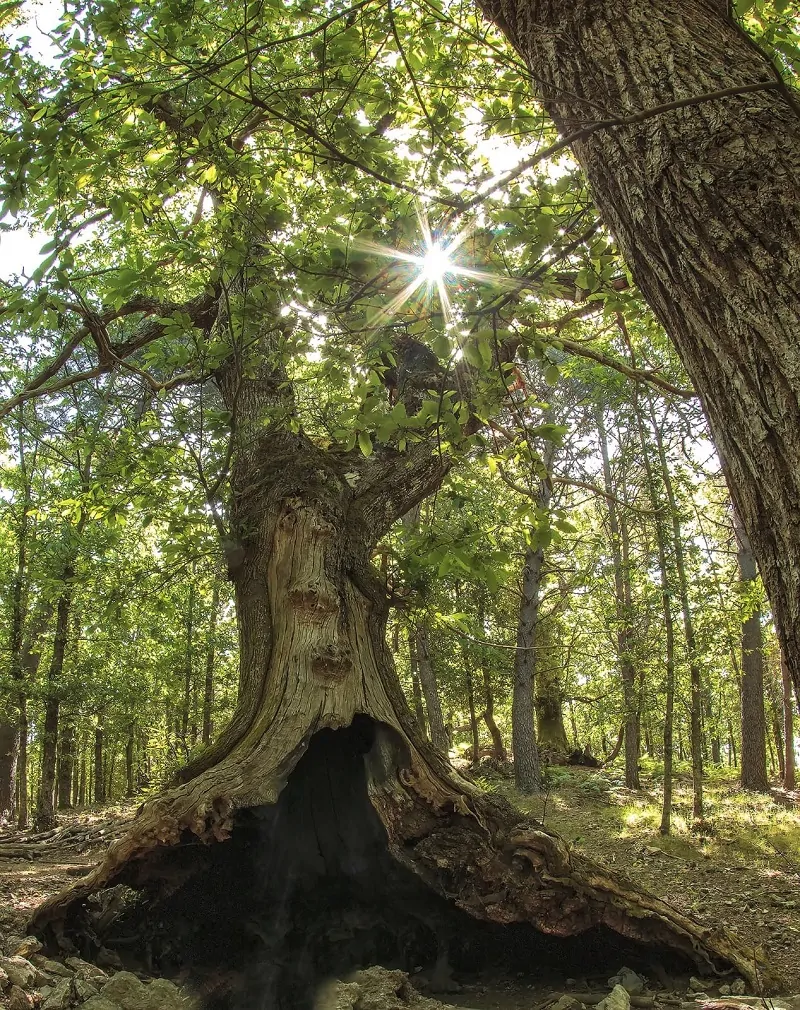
[782,655,796,791]
[0,720,18,818]
[407,633,428,736]
[633,394,677,833]
[534,623,569,758]
[78,746,87,807]
[36,577,74,830]
[415,624,449,754]
[17,698,28,829]
[126,724,135,797]
[202,583,220,746]
[57,717,74,810]
[5,463,31,821]
[734,512,770,791]
[94,723,105,804]
[182,581,195,758]
[477,0,800,716]
[650,404,704,821]
[596,404,640,789]
[728,721,738,768]
[478,599,506,761]
[513,544,544,793]
[464,656,481,766]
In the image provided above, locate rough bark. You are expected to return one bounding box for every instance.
[596,405,640,789]
[476,0,800,716]
[781,654,795,791]
[734,513,770,791]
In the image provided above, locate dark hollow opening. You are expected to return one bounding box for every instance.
[67,717,695,1008]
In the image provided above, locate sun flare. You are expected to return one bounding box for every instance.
[419,242,453,284]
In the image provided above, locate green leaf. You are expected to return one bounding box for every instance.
[358,431,373,456]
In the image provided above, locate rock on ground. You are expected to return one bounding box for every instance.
[315,966,472,1010]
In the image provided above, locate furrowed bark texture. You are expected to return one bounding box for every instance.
[477,0,800,712]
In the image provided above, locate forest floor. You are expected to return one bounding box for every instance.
[0,765,798,1009]
[477,760,800,993]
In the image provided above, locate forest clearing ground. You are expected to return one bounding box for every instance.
[476,760,800,993]
[0,768,798,1006]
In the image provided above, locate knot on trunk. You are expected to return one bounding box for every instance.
[311,644,352,683]
[287,583,339,620]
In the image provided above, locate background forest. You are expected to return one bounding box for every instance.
[0,0,797,848]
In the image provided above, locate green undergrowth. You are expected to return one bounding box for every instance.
[477,760,800,874]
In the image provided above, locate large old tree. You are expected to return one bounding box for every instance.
[0,0,785,1004]
[475,0,800,710]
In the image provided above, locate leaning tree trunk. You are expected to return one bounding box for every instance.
[476,0,800,715]
[29,349,775,1000]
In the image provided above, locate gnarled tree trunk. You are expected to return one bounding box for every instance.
[477,0,800,715]
[29,335,775,1005]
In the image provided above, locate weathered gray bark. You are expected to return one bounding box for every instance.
[596,404,640,789]
[476,0,800,715]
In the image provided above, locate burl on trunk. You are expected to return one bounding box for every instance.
[30,467,773,1004]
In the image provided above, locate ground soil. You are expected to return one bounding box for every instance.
[0,764,797,1006]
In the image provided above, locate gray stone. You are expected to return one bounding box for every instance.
[14,937,43,959]
[42,978,72,1009]
[74,977,100,1001]
[719,985,732,995]
[65,958,108,983]
[81,999,122,1010]
[101,971,188,1010]
[0,965,9,989]
[7,984,34,1010]
[0,955,37,989]
[729,980,747,995]
[551,996,584,1010]
[41,959,74,979]
[596,984,632,1010]
[608,968,646,995]
[688,977,710,993]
